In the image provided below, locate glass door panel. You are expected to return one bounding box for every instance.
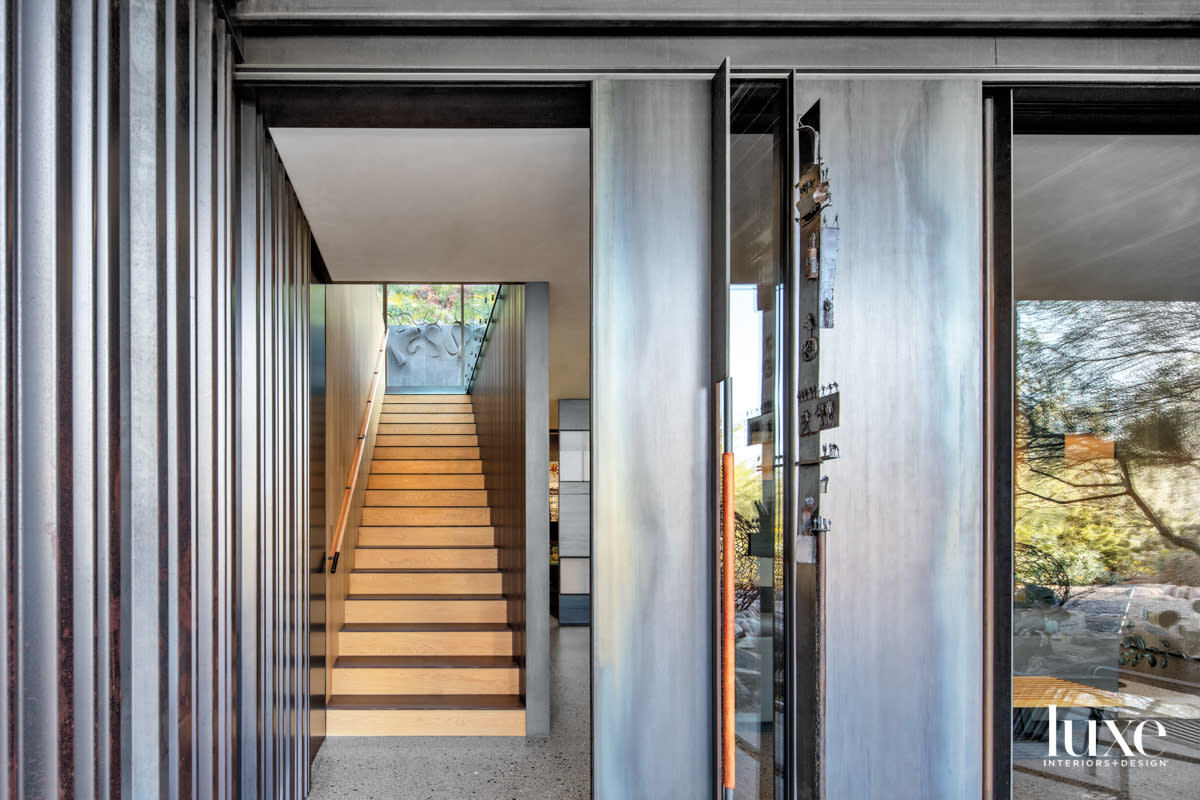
[726,78,789,800]
[1010,132,1200,797]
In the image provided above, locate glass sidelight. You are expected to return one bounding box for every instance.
[718,75,791,800]
[990,90,1200,798]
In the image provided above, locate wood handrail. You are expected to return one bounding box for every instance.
[328,332,388,573]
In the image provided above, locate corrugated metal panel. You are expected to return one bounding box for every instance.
[0,3,313,797]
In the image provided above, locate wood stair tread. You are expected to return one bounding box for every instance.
[347,594,506,601]
[351,568,500,574]
[341,622,511,632]
[354,545,497,550]
[362,505,489,509]
[335,655,517,669]
[327,694,523,711]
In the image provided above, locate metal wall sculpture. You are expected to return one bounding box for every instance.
[385,323,486,390]
[0,2,314,798]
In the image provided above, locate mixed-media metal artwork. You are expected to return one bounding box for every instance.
[798,387,840,438]
[801,313,820,362]
[795,126,842,544]
[795,164,831,223]
[818,215,839,328]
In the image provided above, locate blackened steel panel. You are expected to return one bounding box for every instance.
[233,0,1200,28]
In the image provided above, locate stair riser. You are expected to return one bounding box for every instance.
[357,527,495,547]
[344,599,507,624]
[374,434,479,447]
[354,549,498,570]
[377,424,476,435]
[326,709,524,736]
[349,573,503,594]
[339,631,514,657]
[365,489,488,507]
[332,668,519,695]
[362,507,491,526]
[366,474,486,490]
[370,460,482,475]
[373,447,481,460]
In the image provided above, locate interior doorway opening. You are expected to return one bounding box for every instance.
[274,90,593,799]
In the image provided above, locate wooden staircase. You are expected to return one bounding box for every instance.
[326,394,525,736]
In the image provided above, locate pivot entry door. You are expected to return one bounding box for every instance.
[714,67,809,800]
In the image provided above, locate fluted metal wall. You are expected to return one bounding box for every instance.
[1,2,314,798]
[471,283,551,737]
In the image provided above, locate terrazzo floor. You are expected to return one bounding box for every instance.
[307,620,590,800]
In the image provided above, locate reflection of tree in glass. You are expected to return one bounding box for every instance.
[1017,301,1200,578]
[733,504,766,611]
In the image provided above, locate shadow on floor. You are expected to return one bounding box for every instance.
[308,620,590,800]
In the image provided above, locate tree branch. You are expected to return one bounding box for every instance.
[1027,466,1124,490]
[1016,486,1129,505]
[1117,454,1200,560]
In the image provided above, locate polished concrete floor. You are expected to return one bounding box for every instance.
[308,620,590,800]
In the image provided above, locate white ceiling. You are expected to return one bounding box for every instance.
[1014,134,1200,301]
[271,127,590,427]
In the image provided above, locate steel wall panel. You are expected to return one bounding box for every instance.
[591,79,715,800]
[799,79,985,800]
[0,0,12,794]
[1,3,314,797]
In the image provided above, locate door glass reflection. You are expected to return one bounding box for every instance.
[1012,133,1200,797]
[729,79,787,800]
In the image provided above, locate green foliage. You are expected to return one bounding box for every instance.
[385,283,497,327]
[1015,299,1200,577]
[1016,508,1132,584]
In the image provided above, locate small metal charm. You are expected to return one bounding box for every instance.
[802,313,819,363]
[810,516,832,533]
[820,475,830,494]
[819,215,839,329]
[805,233,819,280]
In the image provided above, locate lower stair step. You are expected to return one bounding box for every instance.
[354,546,498,570]
[331,655,520,695]
[357,526,495,547]
[366,473,486,490]
[373,446,480,460]
[344,594,508,624]
[361,506,492,526]
[349,569,502,595]
[338,623,515,656]
[325,694,525,736]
